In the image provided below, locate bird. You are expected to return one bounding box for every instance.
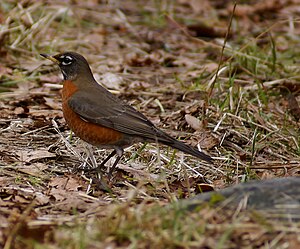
[41,52,213,175]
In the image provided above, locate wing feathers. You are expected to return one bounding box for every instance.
[68,89,161,140]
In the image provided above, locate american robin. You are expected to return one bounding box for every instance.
[41,52,213,174]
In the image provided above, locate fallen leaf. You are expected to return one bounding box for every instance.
[49,176,83,191]
[179,0,213,14]
[195,132,219,149]
[17,149,56,163]
[195,183,214,194]
[14,106,25,115]
[185,114,201,131]
[44,97,61,110]
[117,163,159,181]
[96,72,123,90]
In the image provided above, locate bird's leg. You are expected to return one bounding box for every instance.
[108,148,124,178]
[107,156,121,178]
[84,150,116,173]
[99,150,117,169]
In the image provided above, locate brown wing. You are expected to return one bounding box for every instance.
[67,86,167,142]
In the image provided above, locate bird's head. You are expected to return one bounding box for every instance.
[41,52,93,81]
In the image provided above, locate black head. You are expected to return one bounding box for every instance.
[41,52,93,81]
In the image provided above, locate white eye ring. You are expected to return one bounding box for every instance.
[60,55,73,66]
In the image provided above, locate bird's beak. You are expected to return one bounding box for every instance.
[40,53,59,64]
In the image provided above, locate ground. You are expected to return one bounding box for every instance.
[0,0,300,248]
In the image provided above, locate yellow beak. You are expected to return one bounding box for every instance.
[40,53,59,64]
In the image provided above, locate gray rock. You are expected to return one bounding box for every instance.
[181,177,300,220]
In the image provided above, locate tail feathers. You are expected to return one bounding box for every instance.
[156,131,213,163]
[168,139,213,163]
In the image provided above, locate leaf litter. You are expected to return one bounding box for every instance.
[0,0,300,248]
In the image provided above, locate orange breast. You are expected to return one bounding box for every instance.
[61,80,123,146]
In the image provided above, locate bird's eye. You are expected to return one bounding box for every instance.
[60,55,74,66]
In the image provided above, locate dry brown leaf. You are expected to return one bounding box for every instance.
[117,164,159,181]
[14,106,25,115]
[44,97,61,110]
[97,72,123,90]
[196,132,218,149]
[48,177,83,203]
[179,0,213,14]
[29,108,63,118]
[196,183,214,193]
[16,163,49,177]
[185,114,201,131]
[17,149,56,163]
[204,62,219,73]
[34,192,50,206]
[49,176,83,191]
[233,4,255,17]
